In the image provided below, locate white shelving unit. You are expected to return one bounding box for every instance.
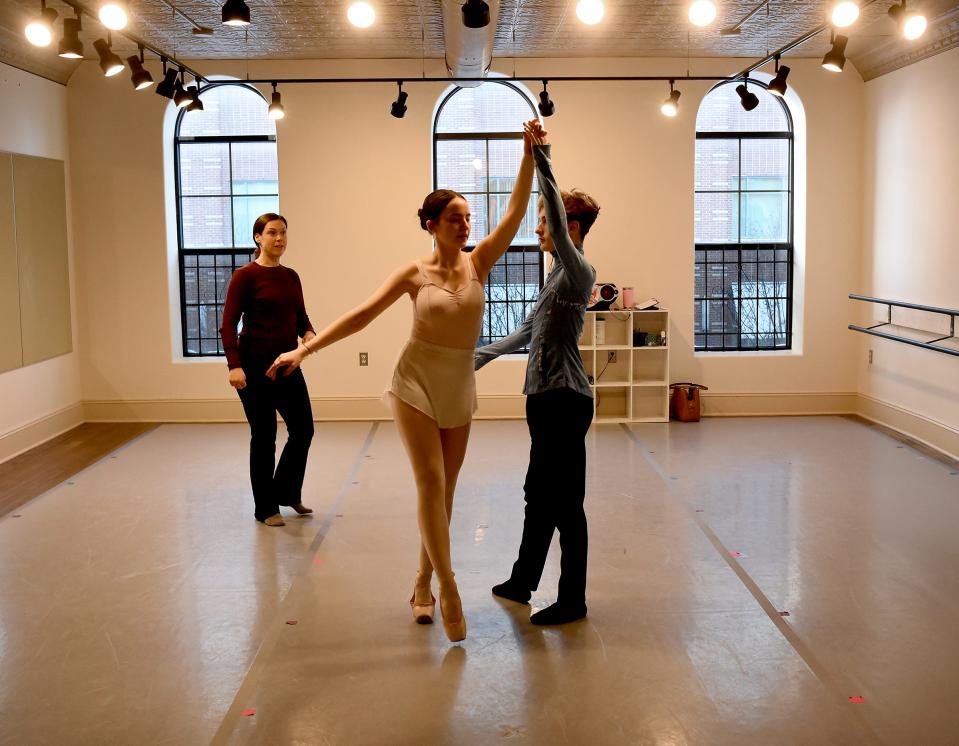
[579,309,670,423]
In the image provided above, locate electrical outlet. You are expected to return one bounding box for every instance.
[608,350,617,363]
[359,352,368,366]
[868,349,873,365]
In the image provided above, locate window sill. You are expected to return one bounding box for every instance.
[694,349,800,358]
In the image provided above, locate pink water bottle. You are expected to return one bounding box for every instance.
[622,286,635,309]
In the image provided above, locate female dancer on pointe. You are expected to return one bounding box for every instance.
[220,213,316,527]
[266,120,537,641]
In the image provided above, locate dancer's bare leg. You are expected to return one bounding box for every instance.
[417,421,471,581]
[391,396,466,638]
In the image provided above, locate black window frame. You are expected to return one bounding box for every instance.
[433,81,543,349]
[174,82,278,358]
[694,80,795,352]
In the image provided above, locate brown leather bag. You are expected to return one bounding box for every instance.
[669,383,708,422]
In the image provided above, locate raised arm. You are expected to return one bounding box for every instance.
[470,120,536,278]
[532,141,594,289]
[266,263,418,378]
[474,310,534,370]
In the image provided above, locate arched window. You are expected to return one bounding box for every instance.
[694,81,793,351]
[434,82,540,346]
[174,84,278,356]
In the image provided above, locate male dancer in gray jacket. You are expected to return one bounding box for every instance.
[475,124,599,625]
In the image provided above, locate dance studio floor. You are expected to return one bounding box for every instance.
[1,416,957,745]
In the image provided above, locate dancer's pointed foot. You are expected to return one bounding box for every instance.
[410,573,436,624]
[439,581,467,642]
[291,503,313,515]
[491,580,531,604]
[262,514,286,527]
[530,602,587,626]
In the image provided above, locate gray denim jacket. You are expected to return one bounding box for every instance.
[474,144,595,398]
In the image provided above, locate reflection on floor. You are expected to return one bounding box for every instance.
[1,417,957,745]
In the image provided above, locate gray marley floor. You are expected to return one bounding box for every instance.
[1,417,957,745]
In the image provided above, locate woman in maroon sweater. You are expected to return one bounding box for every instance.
[220,213,316,526]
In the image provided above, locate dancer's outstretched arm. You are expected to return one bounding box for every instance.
[266,263,418,378]
[470,120,536,278]
[474,311,533,370]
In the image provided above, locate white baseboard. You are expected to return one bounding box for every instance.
[701,391,859,417]
[0,402,85,464]
[855,394,958,461]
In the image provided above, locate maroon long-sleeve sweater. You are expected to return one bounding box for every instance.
[219,262,315,370]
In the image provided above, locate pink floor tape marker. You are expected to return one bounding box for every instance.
[312,558,324,565]
[241,709,256,717]
[286,620,298,625]
[729,551,743,558]
[848,696,865,704]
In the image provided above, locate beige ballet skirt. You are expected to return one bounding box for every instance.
[386,337,477,428]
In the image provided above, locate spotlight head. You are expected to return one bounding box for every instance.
[575,0,605,25]
[127,55,154,90]
[821,34,848,72]
[347,2,376,27]
[186,86,205,112]
[890,3,927,39]
[538,83,555,118]
[736,82,759,111]
[269,86,286,120]
[688,0,717,27]
[93,38,125,77]
[390,84,408,118]
[99,1,128,31]
[830,1,860,28]
[174,79,192,108]
[25,7,58,48]
[768,64,790,97]
[222,0,251,26]
[462,0,490,28]
[661,89,681,117]
[156,68,179,99]
[58,17,84,58]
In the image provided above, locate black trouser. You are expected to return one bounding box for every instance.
[236,356,314,522]
[509,387,594,607]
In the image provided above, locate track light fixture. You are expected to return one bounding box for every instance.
[25,1,57,47]
[575,0,605,25]
[269,82,286,119]
[736,78,759,111]
[99,0,129,31]
[661,80,681,117]
[174,69,192,108]
[58,14,83,58]
[186,83,204,112]
[390,82,408,118]
[821,31,848,72]
[888,1,927,40]
[538,80,555,118]
[347,2,376,27]
[830,1,859,28]
[462,0,490,28]
[221,0,251,26]
[767,55,790,98]
[127,46,154,90]
[688,0,717,27]
[93,35,124,77]
[155,60,179,99]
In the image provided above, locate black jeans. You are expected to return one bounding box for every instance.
[237,357,314,522]
[509,387,594,607]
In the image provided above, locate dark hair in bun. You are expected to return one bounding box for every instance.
[418,190,465,232]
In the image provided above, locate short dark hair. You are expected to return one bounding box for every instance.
[417,190,465,232]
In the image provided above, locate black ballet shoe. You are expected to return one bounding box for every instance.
[491,580,531,604]
[530,602,587,626]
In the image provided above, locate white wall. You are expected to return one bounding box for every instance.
[67,55,866,422]
[859,47,959,456]
[0,62,82,462]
